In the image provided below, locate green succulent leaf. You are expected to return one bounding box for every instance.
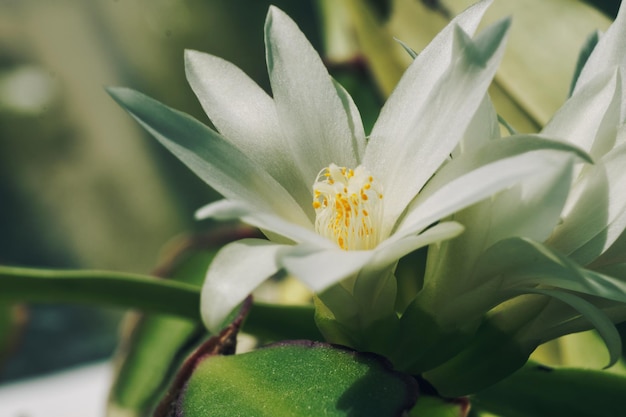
[473,362,626,417]
[0,265,201,319]
[0,265,319,342]
[179,341,418,417]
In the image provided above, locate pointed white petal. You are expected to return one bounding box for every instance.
[184,50,312,209]
[456,145,576,255]
[368,0,492,153]
[265,6,362,185]
[365,19,511,236]
[543,68,621,160]
[201,239,286,333]
[279,246,373,292]
[574,2,626,93]
[477,238,626,305]
[393,135,588,241]
[393,149,572,242]
[548,144,626,265]
[196,199,332,247]
[453,93,500,158]
[375,222,465,266]
[332,78,366,161]
[107,87,310,227]
[415,134,589,204]
[419,159,572,296]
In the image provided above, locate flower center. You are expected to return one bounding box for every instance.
[312,163,383,250]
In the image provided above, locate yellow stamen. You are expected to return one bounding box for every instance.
[312,163,383,251]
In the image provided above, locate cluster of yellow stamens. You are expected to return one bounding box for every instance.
[312,163,383,251]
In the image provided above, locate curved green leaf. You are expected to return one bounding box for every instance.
[519,288,621,368]
[180,341,418,417]
[473,362,626,417]
[0,266,200,319]
[0,265,320,342]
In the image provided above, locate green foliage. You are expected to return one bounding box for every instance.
[107,250,215,417]
[473,362,626,417]
[180,342,417,417]
[0,266,201,319]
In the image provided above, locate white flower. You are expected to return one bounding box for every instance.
[108,1,581,335]
[411,1,626,392]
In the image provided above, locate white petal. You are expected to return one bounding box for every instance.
[265,6,362,185]
[184,50,312,210]
[420,159,573,308]
[449,144,576,256]
[453,93,500,158]
[196,199,332,248]
[393,149,570,242]
[368,0,491,153]
[574,2,626,93]
[201,239,286,333]
[279,246,373,292]
[365,18,511,236]
[543,68,621,160]
[107,87,310,227]
[489,164,573,243]
[375,222,465,266]
[548,144,626,265]
[332,78,366,161]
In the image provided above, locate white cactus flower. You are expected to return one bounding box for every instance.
[108,1,582,334]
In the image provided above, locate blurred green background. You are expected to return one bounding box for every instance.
[0,0,621,382]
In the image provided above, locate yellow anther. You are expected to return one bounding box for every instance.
[312,163,383,251]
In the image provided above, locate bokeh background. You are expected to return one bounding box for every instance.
[0,0,622,383]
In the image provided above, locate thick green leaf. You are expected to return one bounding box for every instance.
[0,265,320,342]
[473,362,626,417]
[180,341,417,417]
[0,266,201,319]
[155,299,249,417]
